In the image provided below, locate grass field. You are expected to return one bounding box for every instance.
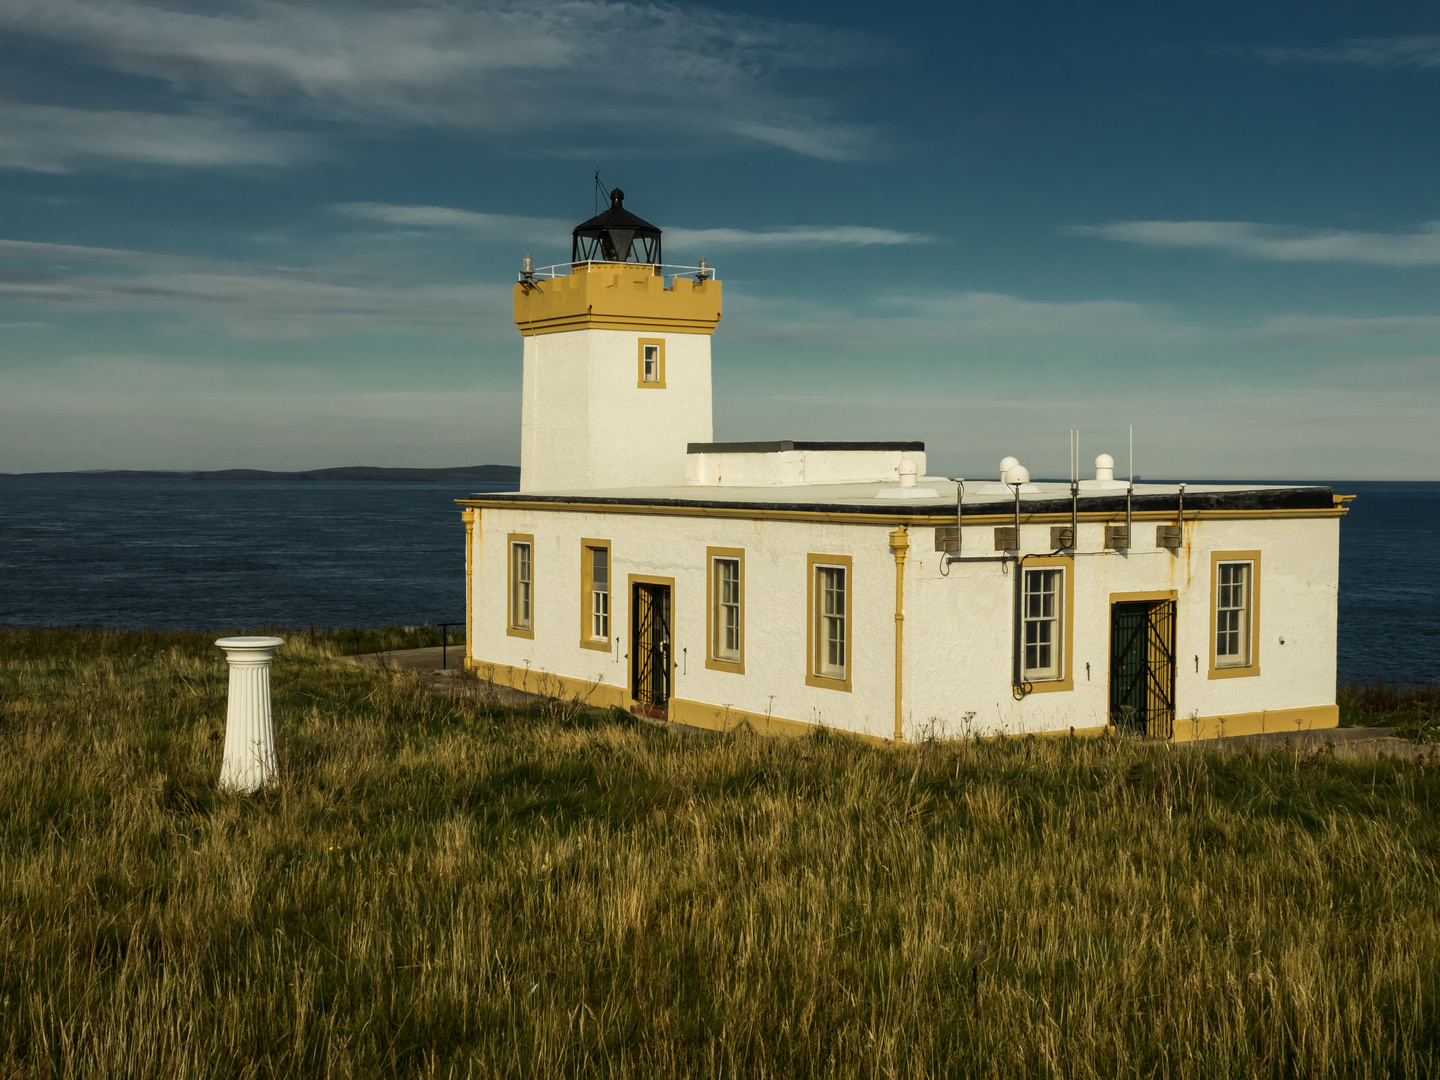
[2,627,1439,1079]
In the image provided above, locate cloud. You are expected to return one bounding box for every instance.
[1065,219,1440,267]
[0,236,509,337]
[666,225,933,250]
[1248,36,1440,70]
[335,202,569,237]
[336,202,932,252]
[0,0,885,162]
[0,103,308,173]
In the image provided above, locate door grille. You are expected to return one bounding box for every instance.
[1110,600,1176,738]
[631,583,671,710]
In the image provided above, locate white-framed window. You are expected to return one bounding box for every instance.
[642,344,660,383]
[816,564,847,679]
[1023,567,1062,680]
[590,545,609,641]
[713,556,741,662]
[1215,561,1251,667]
[510,540,532,632]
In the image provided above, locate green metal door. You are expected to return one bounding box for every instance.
[1109,600,1176,738]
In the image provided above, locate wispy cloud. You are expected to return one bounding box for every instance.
[1065,219,1440,267]
[0,0,887,166]
[0,103,308,173]
[666,226,933,249]
[336,202,932,251]
[0,237,508,337]
[1247,36,1440,70]
[335,203,569,238]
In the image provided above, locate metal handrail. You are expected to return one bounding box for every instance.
[437,622,464,670]
[522,260,716,283]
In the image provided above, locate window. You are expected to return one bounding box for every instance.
[1215,563,1248,664]
[507,534,534,638]
[637,338,665,388]
[1022,568,1062,680]
[1209,551,1261,679]
[1021,556,1074,693]
[806,554,852,690]
[706,547,745,672]
[580,539,611,651]
[818,567,846,676]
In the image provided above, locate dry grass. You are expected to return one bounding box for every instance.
[3,628,1440,1079]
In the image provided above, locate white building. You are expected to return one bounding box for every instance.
[460,190,1349,743]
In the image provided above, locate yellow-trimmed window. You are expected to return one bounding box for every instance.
[507,533,534,638]
[806,554,852,691]
[637,338,666,388]
[705,547,745,673]
[1209,550,1261,678]
[580,539,611,651]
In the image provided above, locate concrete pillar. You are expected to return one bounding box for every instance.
[216,636,285,793]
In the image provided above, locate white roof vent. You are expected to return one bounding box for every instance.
[1095,453,1115,482]
[999,456,1019,481]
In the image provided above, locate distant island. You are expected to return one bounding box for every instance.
[4,465,520,484]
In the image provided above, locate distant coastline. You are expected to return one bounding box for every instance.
[1,465,520,484]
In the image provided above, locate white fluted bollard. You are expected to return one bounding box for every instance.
[216,636,285,793]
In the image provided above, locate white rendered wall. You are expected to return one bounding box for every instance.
[902,515,1338,739]
[520,329,713,492]
[469,507,1338,741]
[685,449,928,486]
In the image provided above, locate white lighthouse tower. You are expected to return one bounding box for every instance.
[513,189,722,492]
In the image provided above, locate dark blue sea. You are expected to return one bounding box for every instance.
[0,477,1436,685]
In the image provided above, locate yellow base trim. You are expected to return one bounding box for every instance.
[466,659,628,710]
[1172,704,1338,742]
[668,698,892,746]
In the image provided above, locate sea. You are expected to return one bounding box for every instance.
[0,476,1436,685]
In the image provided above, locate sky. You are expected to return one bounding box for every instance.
[2,0,1439,481]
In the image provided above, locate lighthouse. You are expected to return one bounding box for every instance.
[513,189,722,492]
[461,184,1347,746]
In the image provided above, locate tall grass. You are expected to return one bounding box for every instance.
[3,628,1439,1079]
[1339,681,1440,742]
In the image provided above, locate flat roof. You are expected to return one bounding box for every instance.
[466,479,1341,516]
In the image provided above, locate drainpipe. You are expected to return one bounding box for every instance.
[889,526,909,743]
[462,508,477,668]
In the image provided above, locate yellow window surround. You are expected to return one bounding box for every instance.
[506,532,535,640]
[705,546,745,675]
[579,538,612,652]
[1020,554,1075,694]
[637,338,666,389]
[1209,549,1261,679]
[806,553,853,693]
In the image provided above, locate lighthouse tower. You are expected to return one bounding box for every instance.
[513,189,722,492]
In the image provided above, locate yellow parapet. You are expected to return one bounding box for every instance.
[514,263,722,336]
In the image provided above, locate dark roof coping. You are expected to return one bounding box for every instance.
[687,440,925,454]
[467,486,1335,516]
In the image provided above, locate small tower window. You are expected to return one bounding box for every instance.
[637,338,666,388]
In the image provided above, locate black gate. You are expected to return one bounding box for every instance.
[1109,600,1176,739]
[631,583,671,711]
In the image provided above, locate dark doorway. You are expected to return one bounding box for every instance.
[1110,600,1177,738]
[631,582,671,715]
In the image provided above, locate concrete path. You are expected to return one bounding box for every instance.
[1193,725,1433,759]
[343,647,544,707]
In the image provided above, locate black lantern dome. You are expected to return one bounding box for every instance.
[572,188,661,265]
